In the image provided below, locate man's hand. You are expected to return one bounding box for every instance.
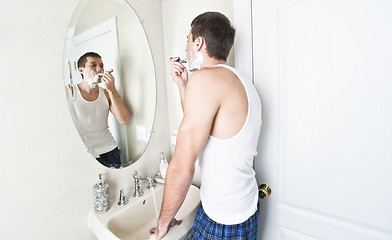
[170,57,188,109]
[149,218,182,240]
[170,57,188,90]
[100,70,116,93]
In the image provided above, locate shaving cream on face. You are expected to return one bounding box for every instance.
[86,69,109,88]
[188,44,203,72]
[96,69,112,89]
[84,70,98,88]
[86,77,98,88]
[97,81,106,89]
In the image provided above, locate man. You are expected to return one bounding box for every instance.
[151,12,262,239]
[69,52,129,168]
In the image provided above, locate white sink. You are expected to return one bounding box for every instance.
[88,184,200,240]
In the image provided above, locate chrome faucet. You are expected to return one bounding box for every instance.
[132,171,144,197]
[132,171,159,197]
[144,173,159,189]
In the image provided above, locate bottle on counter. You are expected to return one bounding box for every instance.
[93,173,110,214]
[160,152,169,179]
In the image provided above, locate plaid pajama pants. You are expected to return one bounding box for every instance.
[190,202,259,240]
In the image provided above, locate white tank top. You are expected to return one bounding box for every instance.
[72,85,117,155]
[198,64,262,224]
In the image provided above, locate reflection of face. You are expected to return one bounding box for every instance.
[80,57,104,87]
[185,31,203,71]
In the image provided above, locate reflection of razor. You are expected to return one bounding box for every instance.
[169,57,187,63]
[94,69,113,83]
[97,69,113,78]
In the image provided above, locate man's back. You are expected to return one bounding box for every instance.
[202,66,249,139]
[193,64,262,224]
[183,65,249,139]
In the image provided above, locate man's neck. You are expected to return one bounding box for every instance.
[200,57,226,69]
[78,81,98,94]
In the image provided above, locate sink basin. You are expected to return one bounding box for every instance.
[88,184,200,240]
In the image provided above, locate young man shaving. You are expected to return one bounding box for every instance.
[151,12,262,240]
[69,52,129,168]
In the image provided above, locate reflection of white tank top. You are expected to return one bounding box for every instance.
[72,85,117,155]
[198,64,262,225]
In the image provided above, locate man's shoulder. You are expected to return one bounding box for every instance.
[189,67,230,84]
[189,67,214,79]
[188,68,222,93]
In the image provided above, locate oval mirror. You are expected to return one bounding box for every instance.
[63,0,156,168]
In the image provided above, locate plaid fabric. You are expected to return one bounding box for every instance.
[190,202,259,240]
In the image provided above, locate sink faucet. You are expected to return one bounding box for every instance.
[132,171,159,197]
[144,173,159,189]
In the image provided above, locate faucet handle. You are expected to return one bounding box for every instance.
[132,170,140,180]
[132,170,144,197]
[118,189,129,206]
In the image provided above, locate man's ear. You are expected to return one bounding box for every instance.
[194,36,205,52]
[78,66,84,75]
[78,66,85,79]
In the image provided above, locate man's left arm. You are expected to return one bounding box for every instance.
[102,72,129,125]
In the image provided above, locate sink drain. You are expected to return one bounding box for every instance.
[150,227,156,234]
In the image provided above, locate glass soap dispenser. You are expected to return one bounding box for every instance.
[93,173,110,214]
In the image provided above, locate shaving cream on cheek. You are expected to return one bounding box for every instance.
[84,74,97,88]
[188,44,204,71]
[85,70,105,88]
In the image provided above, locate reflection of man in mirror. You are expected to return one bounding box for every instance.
[68,52,129,168]
[151,12,262,240]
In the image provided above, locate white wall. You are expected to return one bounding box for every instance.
[0,0,169,239]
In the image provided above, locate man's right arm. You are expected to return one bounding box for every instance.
[151,69,222,240]
[67,84,74,97]
[170,58,188,110]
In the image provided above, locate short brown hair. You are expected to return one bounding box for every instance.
[191,12,235,61]
[77,52,101,68]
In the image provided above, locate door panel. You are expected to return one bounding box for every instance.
[248,0,392,239]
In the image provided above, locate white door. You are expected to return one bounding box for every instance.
[235,0,392,239]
